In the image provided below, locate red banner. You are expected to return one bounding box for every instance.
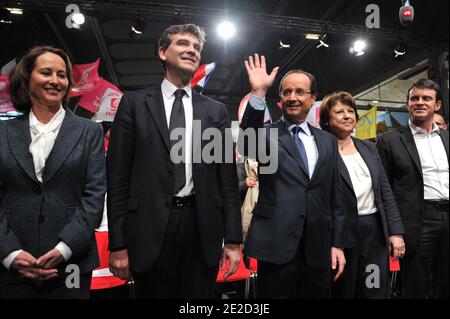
[0,75,16,113]
[79,77,122,120]
[70,59,100,97]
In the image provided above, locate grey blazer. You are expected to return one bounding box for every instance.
[0,110,106,282]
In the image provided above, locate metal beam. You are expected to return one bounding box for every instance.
[88,16,120,86]
[6,0,431,45]
[43,12,75,61]
[275,0,354,82]
[221,0,291,92]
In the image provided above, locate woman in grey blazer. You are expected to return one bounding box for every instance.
[0,46,106,298]
[319,91,405,299]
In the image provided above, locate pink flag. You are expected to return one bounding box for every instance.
[70,59,100,97]
[191,62,216,89]
[79,78,122,119]
[306,101,322,128]
[1,58,17,76]
[0,75,16,113]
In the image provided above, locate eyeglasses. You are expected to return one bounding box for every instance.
[280,89,312,97]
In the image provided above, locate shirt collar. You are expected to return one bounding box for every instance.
[29,105,65,127]
[408,118,440,136]
[161,78,192,99]
[282,116,312,136]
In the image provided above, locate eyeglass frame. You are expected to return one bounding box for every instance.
[279,88,313,98]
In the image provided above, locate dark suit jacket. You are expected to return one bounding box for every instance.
[377,126,449,253]
[240,106,346,269]
[339,138,404,248]
[106,86,241,273]
[0,110,106,282]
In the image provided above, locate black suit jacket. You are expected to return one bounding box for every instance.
[339,138,404,248]
[240,106,346,269]
[106,86,241,272]
[377,126,449,253]
[0,110,106,281]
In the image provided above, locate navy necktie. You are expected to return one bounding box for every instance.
[291,126,309,176]
[169,89,186,193]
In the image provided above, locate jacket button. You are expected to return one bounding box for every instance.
[38,215,45,224]
[168,170,173,177]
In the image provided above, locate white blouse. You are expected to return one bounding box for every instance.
[341,152,377,216]
[29,106,66,182]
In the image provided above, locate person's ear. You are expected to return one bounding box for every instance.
[434,100,442,112]
[158,47,167,62]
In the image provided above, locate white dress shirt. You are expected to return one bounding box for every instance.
[2,107,72,270]
[284,119,319,179]
[248,94,318,178]
[409,120,449,200]
[341,152,377,216]
[161,79,194,197]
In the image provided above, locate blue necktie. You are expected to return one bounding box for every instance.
[291,126,309,176]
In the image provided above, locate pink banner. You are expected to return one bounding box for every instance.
[70,59,100,97]
[0,75,16,113]
[79,78,122,120]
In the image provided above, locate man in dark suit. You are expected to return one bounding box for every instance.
[239,54,346,298]
[106,24,242,298]
[377,79,449,299]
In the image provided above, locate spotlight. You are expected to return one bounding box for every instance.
[305,33,320,40]
[349,40,366,56]
[399,0,414,26]
[278,33,292,49]
[278,40,291,49]
[316,34,329,49]
[394,43,407,57]
[72,12,85,26]
[130,17,146,35]
[6,7,23,15]
[65,4,84,29]
[217,21,236,40]
[393,42,408,60]
[0,8,12,24]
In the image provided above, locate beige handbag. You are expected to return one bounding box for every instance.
[241,158,259,240]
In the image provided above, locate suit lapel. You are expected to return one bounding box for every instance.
[43,110,82,183]
[338,155,355,197]
[354,138,379,190]
[192,90,207,122]
[440,129,449,158]
[146,88,170,153]
[399,126,422,176]
[309,125,326,182]
[7,115,39,183]
[276,120,309,178]
[191,91,207,172]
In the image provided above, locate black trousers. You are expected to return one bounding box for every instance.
[0,272,92,299]
[257,238,332,299]
[332,214,389,299]
[132,204,218,299]
[401,202,449,299]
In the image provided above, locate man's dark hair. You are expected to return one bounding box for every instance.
[158,24,205,72]
[278,69,317,97]
[9,45,73,113]
[407,78,442,102]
